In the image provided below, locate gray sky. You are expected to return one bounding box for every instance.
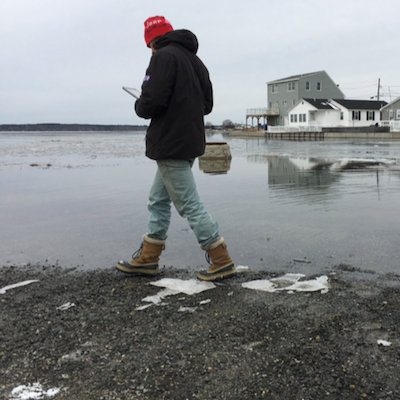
[1,0,399,126]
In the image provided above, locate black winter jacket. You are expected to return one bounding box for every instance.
[135,30,213,160]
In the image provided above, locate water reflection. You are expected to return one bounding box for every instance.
[244,154,395,205]
[2,132,400,275]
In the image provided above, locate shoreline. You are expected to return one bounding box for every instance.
[1,264,400,399]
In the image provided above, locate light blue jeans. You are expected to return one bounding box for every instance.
[146,159,220,248]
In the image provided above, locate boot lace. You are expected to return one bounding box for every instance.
[205,251,211,265]
[132,242,144,260]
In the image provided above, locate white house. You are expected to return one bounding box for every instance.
[287,98,387,128]
[330,99,387,127]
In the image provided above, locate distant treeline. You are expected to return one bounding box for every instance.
[0,123,148,132]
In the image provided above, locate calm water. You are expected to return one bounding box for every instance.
[1,131,400,276]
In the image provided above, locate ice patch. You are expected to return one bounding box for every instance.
[10,383,59,399]
[178,306,198,313]
[142,288,179,305]
[0,280,39,294]
[199,299,211,305]
[236,265,249,271]
[150,278,215,295]
[242,274,329,293]
[137,279,216,310]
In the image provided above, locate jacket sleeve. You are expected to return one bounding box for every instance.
[203,79,213,116]
[196,58,213,116]
[135,52,176,119]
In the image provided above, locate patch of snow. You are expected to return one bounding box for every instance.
[236,265,249,272]
[10,383,59,399]
[199,299,211,305]
[0,280,39,294]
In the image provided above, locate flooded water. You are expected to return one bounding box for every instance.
[1,131,400,276]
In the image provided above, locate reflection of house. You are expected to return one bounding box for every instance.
[287,99,388,128]
[267,71,345,126]
[266,156,340,203]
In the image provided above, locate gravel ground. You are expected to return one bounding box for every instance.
[1,264,400,400]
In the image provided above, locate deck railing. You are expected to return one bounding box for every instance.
[380,121,400,132]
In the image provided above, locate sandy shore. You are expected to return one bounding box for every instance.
[1,264,400,399]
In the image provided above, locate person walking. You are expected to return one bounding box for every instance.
[116,16,235,281]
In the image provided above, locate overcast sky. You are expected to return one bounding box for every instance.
[1,0,399,126]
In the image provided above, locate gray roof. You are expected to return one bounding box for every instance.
[303,99,336,110]
[332,99,387,110]
[268,71,323,84]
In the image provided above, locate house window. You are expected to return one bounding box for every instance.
[274,101,279,107]
[367,111,375,121]
[352,111,361,120]
[397,110,400,119]
[299,114,307,123]
[282,100,287,107]
[269,102,272,108]
[340,112,344,120]
[317,82,322,91]
[305,82,310,91]
[293,100,296,106]
[389,110,394,120]
[288,82,296,91]
[271,84,278,93]
[290,114,297,123]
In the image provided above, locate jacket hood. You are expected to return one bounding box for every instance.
[156,29,199,54]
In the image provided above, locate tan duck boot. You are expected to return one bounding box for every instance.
[116,235,165,275]
[197,238,236,281]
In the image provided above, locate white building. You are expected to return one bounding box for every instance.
[287,98,387,128]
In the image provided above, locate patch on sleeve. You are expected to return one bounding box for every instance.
[143,75,151,82]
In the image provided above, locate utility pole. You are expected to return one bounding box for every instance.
[377,78,380,101]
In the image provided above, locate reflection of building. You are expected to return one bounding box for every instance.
[266,156,341,203]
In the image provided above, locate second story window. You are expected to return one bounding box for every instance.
[317,82,322,91]
[288,82,296,91]
[305,82,310,91]
[282,100,287,107]
[271,84,278,93]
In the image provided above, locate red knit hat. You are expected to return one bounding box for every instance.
[144,16,173,47]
